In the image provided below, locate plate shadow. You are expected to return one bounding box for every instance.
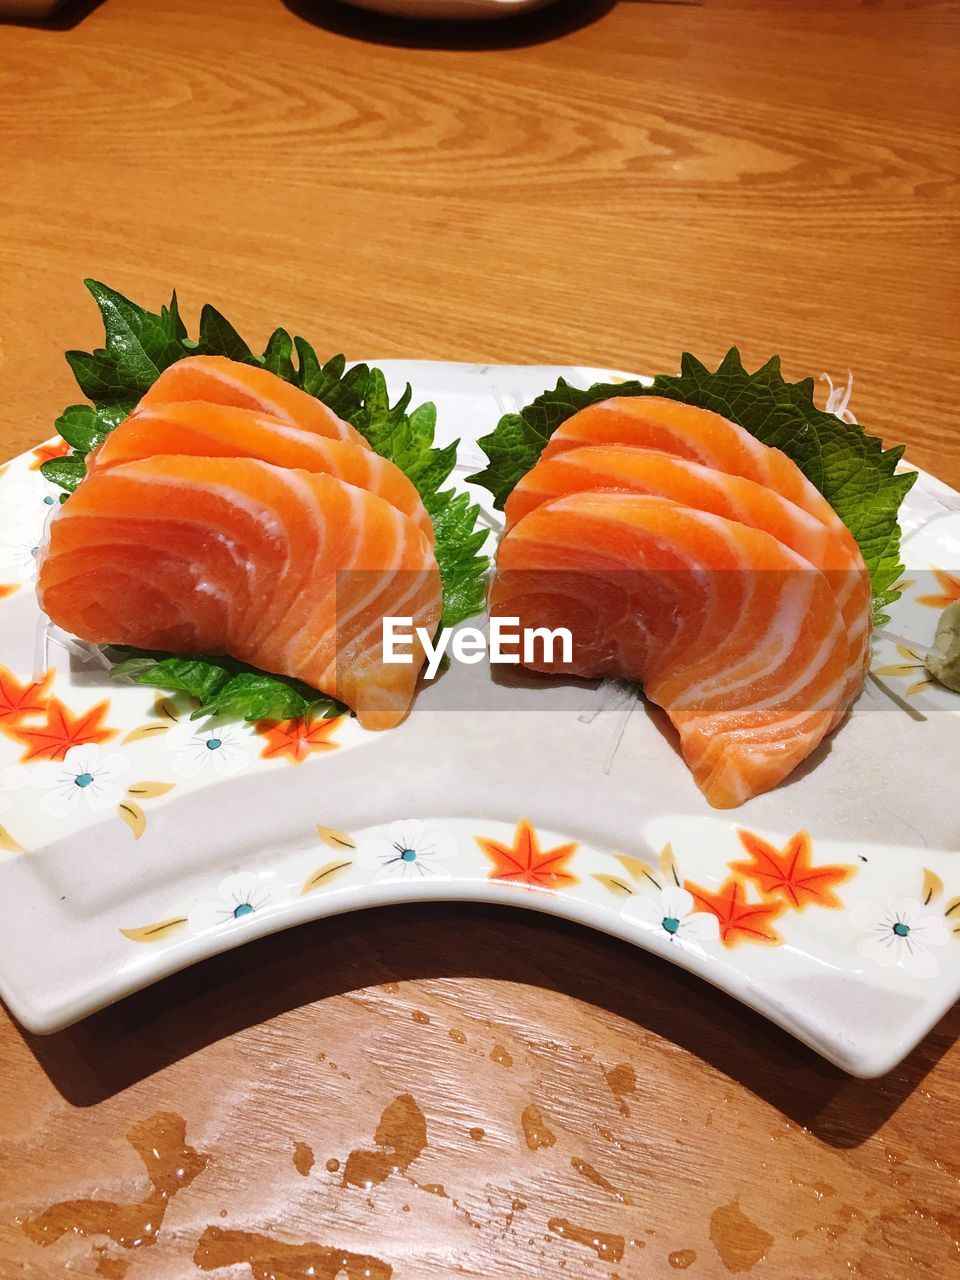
[18,900,958,1146]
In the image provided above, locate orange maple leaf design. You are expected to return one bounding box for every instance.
[30,439,71,470]
[729,829,855,913]
[477,819,579,889]
[685,876,785,948]
[10,697,117,762]
[255,714,343,764]
[916,567,960,610]
[0,666,54,726]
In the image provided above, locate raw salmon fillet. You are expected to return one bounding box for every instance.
[491,398,872,806]
[88,401,433,543]
[38,456,441,731]
[490,493,854,808]
[505,445,871,707]
[137,355,369,449]
[541,396,848,534]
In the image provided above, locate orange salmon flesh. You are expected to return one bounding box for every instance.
[492,399,871,807]
[39,358,440,730]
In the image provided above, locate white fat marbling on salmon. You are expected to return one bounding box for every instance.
[38,450,441,730]
[490,479,864,807]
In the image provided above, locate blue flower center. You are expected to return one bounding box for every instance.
[43,495,55,506]
[205,738,222,750]
[662,915,680,935]
[400,848,417,863]
[74,772,94,788]
[893,921,910,938]
[233,902,254,918]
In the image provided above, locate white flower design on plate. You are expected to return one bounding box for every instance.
[0,528,42,582]
[620,885,720,954]
[356,820,458,882]
[4,476,60,525]
[0,765,28,799]
[30,745,130,817]
[0,767,26,821]
[850,896,950,979]
[188,872,292,933]
[166,720,252,779]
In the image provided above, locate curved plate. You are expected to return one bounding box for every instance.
[0,361,958,1076]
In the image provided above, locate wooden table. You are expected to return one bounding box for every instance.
[1,2,958,1278]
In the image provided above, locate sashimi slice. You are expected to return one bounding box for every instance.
[504,445,871,700]
[136,355,369,449]
[540,396,852,538]
[38,457,441,731]
[87,402,433,543]
[489,492,854,808]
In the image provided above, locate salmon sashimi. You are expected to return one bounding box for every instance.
[489,493,856,808]
[504,445,871,704]
[87,401,433,543]
[38,456,441,731]
[540,397,852,538]
[136,355,369,449]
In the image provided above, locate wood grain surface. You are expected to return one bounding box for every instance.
[0,1,958,1278]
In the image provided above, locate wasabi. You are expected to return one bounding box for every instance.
[924,599,960,693]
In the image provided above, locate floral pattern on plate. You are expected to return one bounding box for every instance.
[476,819,578,889]
[187,873,293,934]
[850,897,951,979]
[357,820,458,882]
[620,885,720,955]
[166,720,254,780]
[29,744,131,818]
[254,715,344,764]
[119,817,960,1006]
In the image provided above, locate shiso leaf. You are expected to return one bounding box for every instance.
[109,651,345,724]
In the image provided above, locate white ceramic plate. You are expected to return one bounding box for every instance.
[0,361,957,1076]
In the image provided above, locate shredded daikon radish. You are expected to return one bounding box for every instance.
[873,627,939,659]
[602,686,640,775]
[820,371,857,423]
[42,621,113,671]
